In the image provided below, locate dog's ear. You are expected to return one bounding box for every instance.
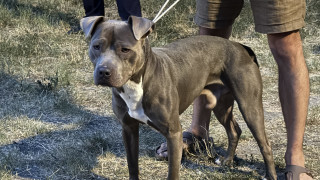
[80,16,105,39]
[128,16,155,40]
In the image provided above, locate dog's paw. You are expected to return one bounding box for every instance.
[214,156,233,166]
[219,156,234,166]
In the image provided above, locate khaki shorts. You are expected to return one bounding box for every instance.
[194,0,306,34]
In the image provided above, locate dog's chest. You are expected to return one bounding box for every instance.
[119,79,150,124]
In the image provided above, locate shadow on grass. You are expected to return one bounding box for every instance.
[182,143,286,179]
[0,72,119,179]
[0,0,80,27]
[0,72,284,179]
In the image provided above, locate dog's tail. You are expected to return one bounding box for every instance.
[241,44,259,67]
[200,89,217,109]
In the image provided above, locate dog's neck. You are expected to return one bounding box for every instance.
[129,38,153,85]
[114,39,153,124]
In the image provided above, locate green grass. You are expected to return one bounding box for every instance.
[0,0,319,179]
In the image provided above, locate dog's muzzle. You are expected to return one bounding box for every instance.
[94,66,112,86]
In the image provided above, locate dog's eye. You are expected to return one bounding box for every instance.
[121,48,130,53]
[93,45,100,50]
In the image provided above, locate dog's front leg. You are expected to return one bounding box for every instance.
[112,90,140,179]
[122,113,140,180]
[165,116,183,180]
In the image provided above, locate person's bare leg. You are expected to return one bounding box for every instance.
[199,26,232,38]
[268,30,312,179]
[188,26,232,138]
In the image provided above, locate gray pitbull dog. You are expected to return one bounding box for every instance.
[81,16,276,180]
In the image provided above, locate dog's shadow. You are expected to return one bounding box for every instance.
[138,121,287,179]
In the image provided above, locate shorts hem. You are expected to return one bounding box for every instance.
[255,18,305,34]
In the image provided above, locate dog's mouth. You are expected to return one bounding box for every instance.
[95,80,112,87]
[95,77,123,88]
[94,72,130,88]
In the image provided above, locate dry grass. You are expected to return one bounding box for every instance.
[0,0,319,179]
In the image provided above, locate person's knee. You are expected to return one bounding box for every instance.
[267,30,304,69]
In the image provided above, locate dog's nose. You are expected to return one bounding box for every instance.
[97,67,111,78]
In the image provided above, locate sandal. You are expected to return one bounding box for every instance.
[155,131,215,161]
[285,165,313,180]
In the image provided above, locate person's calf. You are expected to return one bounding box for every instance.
[268,31,311,179]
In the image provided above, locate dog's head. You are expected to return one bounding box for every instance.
[80,16,154,87]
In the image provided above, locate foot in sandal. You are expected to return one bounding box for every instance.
[285,165,313,180]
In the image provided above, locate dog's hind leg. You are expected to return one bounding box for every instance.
[236,94,277,179]
[228,68,277,179]
[213,92,242,166]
